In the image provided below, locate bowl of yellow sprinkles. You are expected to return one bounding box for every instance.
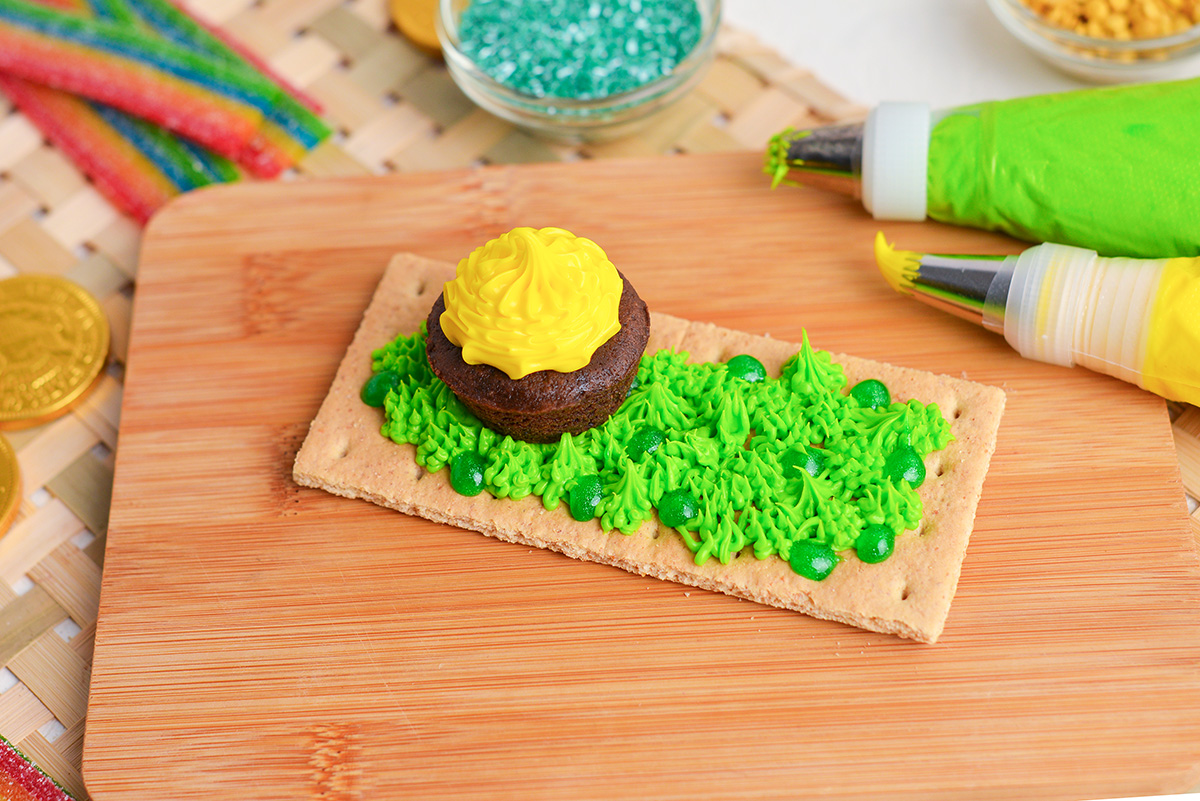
[987,0,1200,81]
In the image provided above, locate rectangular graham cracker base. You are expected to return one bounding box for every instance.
[293,254,1006,643]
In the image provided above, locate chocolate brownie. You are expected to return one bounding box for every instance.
[426,273,650,443]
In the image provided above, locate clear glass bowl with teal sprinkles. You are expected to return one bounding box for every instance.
[438,0,722,142]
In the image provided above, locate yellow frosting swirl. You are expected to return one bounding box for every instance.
[439,227,624,380]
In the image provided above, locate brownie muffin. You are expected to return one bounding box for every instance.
[426,273,650,443]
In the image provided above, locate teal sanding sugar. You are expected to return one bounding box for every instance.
[458,0,702,100]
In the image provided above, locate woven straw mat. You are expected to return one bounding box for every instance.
[0,2,1197,799]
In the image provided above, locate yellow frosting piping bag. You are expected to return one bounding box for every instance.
[874,232,1200,406]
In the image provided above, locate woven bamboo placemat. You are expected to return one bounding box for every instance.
[0,4,1196,799]
[0,7,871,798]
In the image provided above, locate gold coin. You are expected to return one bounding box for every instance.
[390,0,442,54]
[0,275,110,430]
[0,434,19,536]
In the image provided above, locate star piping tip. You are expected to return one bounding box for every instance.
[763,127,809,188]
[873,232,921,294]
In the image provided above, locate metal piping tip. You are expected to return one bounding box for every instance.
[874,233,1013,328]
[765,123,865,198]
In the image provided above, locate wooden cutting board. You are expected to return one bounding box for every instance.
[84,152,1200,800]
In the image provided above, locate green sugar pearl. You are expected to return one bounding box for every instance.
[361,370,400,407]
[850,378,890,410]
[782,445,825,479]
[726,354,766,383]
[458,0,703,100]
[657,488,698,528]
[626,425,666,461]
[789,539,840,582]
[450,451,487,496]
[886,446,927,488]
[568,475,604,521]
[855,524,895,564]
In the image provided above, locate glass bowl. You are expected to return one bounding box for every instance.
[437,0,722,143]
[986,0,1200,82]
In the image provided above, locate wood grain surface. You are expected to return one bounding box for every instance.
[83,152,1200,800]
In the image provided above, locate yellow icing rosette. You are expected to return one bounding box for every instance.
[439,227,624,380]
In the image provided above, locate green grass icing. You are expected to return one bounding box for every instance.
[369,325,953,579]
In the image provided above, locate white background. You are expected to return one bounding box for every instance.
[723,0,1198,108]
[720,4,1200,801]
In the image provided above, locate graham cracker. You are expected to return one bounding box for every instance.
[293,254,1006,643]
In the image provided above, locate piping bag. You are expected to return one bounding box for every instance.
[874,233,1200,406]
[765,79,1200,259]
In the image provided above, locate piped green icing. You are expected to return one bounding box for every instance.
[369,327,953,580]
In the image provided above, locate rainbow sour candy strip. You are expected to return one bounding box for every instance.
[107,0,331,149]
[1,75,241,221]
[0,735,75,801]
[0,0,328,176]
[0,8,263,165]
[33,0,321,121]
[120,0,323,113]
[5,0,245,219]
[87,0,140,25]
[109,0,325,176]
[90,101,240,190]
[176,136,241,184]
[0,74,179,222]
[24,0,248,187]
[34,0,90,12]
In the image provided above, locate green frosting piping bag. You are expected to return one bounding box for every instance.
[766,79,1200,259]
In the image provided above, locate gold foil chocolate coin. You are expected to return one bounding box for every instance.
[390,0,441,54]
[0,275,109,430]
[0,434,19,536]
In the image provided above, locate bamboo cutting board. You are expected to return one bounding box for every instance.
[84,152,1200,800]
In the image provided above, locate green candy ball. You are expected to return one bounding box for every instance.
[657,488,698,528]
[626,426,665,461]
[782,445,825,479]
[361,370,400,407]
[449,451,486,497]
[788,539,840,581]
[850,378,890,409]
[886,446,926,487]
[726,354,767,383]
[568,475,604,522]
[855,524,895,564]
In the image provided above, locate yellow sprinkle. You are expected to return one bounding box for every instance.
[873,232,923,295]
